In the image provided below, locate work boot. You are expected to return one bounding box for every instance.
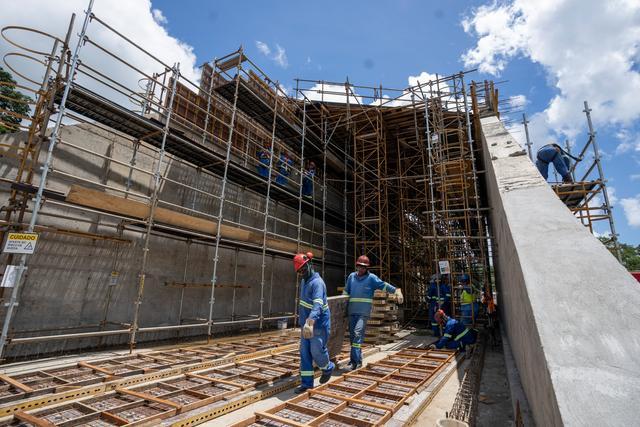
[350,362,362,371]
[293,385,310,394]
[319,370,332,384]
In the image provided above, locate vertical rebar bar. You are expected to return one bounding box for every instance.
[129,63,180,352]
[258,82,280,334]
[206,50,244,339]
[294,94,307,328]
[522,113,533,161]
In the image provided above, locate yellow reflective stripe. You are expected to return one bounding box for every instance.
[322,304,329,311]
[300,371,314,376]
[299,300,313,309]
[383,283,390,292]
[443,333,452,338]
[313,298,324,304]
[319,362,331,370]
[349,298,373,303]
[351,343,361,348]
[455,328,470,341]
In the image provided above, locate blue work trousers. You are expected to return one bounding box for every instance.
[429,301,440,336]
[349,315,368,365]
[460,303,479,326]
[299,327,333,389]
[536,146,570,180]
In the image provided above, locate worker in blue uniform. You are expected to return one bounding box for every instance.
[256,143,272,178]
[429,310,477,351]
[428,274,452,336]
[536,143,578,183]
[276,150,293,186]
[427,275,440,336]
[302,160,316,197]
[458,274,478,326]
[343,255,404,370]
[293,251,334,393]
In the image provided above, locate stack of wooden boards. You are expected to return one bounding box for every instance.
[336,287,400,345]
[365,290,400,344]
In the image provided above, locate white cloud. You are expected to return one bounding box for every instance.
[152,8,168,25]
[507,94,528,110]
[273,44,288,68]
[255,40,271,56]
[631,174,640,181]
[621,195,640,227]
[462,0,640,143]
[608,186,618,205]
[300,83,363,105]
[0,1,199,112]
[254,41,288,68]
[614,128,640,155]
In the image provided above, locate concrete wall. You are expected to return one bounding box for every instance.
[479,115,640,426]
[0,124,348,358]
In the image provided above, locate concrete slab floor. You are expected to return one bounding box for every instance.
[477,342,514,427]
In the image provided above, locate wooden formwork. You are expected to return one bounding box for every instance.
[0,338,377,426]
[231,348,455,427]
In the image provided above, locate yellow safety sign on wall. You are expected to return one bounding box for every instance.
[2,232,39,254]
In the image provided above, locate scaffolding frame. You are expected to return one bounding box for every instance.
[0,10,348,360]
[0,7,499,360]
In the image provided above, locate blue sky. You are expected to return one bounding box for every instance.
[2,0,638,244]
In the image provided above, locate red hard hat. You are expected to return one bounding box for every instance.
[293,251,313,272]
[356,255,370,267]
[434,309,447,324]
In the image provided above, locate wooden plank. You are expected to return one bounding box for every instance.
[66,185,322,257]
[255,411,308,427]
[13,411,56,427]
[0,374,34,393]
[116,388,182,409]
[78,361,115,376]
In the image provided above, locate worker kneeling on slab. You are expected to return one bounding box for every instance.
[429,310,477,351]
[343,255,404,371]
[293,251,334,393]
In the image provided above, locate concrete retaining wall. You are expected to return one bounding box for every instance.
[0,124,349,358]
[479,115,640,426]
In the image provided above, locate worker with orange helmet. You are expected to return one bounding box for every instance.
[292,251,334,393]
[342,255,404,370]
[428,309,477,351]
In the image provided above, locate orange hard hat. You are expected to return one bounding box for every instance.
[434,309,447,324]
[356,255,370,267]
[293,251,314,272]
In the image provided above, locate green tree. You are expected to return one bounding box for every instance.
[598,236,640,271]
[0,67,32,134]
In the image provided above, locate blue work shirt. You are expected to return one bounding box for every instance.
[343,272,396,316]
[298,272,330,330]
[435,318,475,349]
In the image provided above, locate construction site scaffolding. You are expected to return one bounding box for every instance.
[0,7,348,360]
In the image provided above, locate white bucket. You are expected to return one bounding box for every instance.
[436,419,469,427]
[277,319,288,330]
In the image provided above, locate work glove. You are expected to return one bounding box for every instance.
[302,319,315,339]
[428,344,436,350]
[395,288,404,304]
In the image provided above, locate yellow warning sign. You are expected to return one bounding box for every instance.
[3,232,39,254]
